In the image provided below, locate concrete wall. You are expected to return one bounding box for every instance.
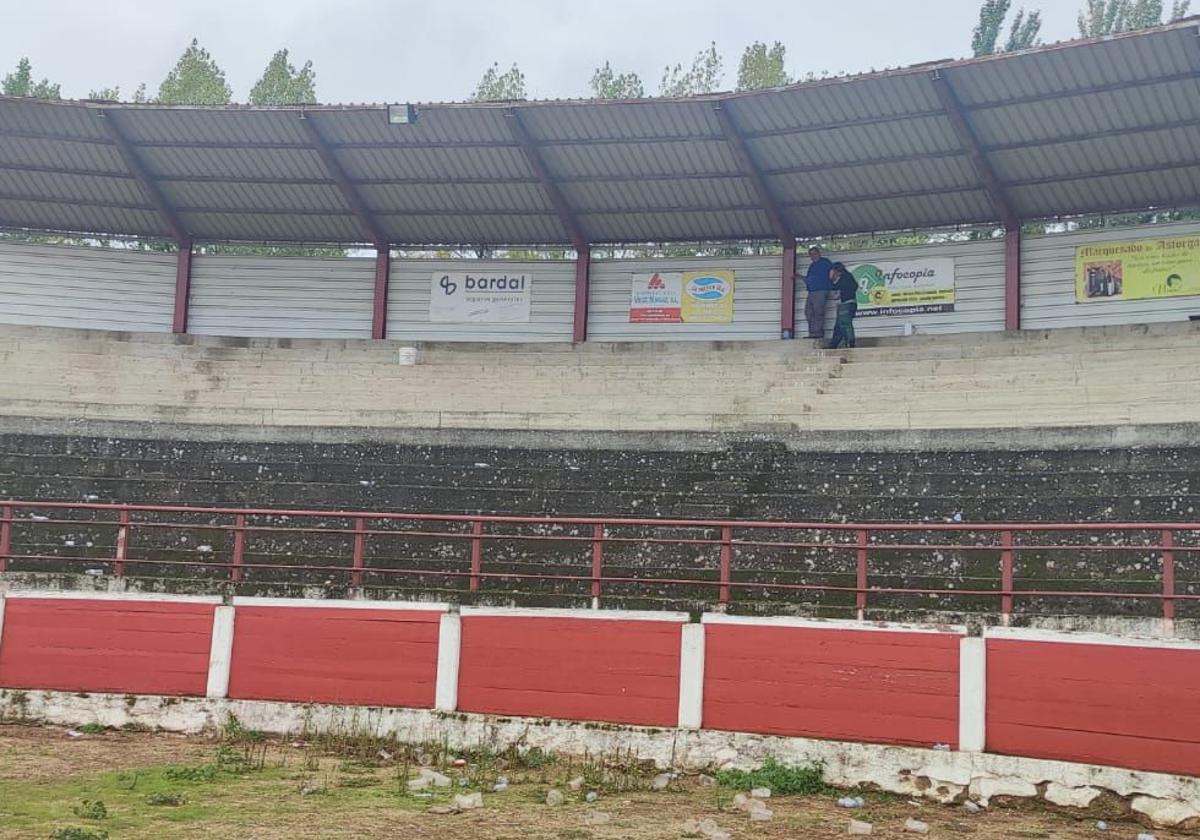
[3,590,1200,786]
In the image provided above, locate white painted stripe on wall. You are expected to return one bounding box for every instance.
[701,613,966,635]
[205,605,236,700]
[958,637,986,753]
[0,595,6,654]
[4,590,221,604]
[984,626,1200,651]
[677,623,705,730]
[231,596,450,612]
[461,606,690,622]
[435,612,462,713]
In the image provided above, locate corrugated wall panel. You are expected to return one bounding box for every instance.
[0,240,175,331]
[795,238,1007,337]
[589,254,780,342]
[386,259,575,342]
[189,254,374,339]
[1022,221,1200,330]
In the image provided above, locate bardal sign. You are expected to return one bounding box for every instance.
[429,272,532,323]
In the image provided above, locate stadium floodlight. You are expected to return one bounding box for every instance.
[387,103,418,125]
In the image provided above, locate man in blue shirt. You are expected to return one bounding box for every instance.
[804,246,834,339]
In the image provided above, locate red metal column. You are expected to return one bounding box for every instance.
[718,526,733,606]
[469,521,483,593]
[172,240,193,334]
[590,523,604,604]
[114,508,130,578]
[1162,529,1176,628]
[781,241,797,339]
[855,529,869,620]
[572,245,591,344]
[0,503,11,573]
[231,513,246,583]
[351,516,367,588]
[1004,223,1021,331]
[372,246,390,339]
[1000,530,1015,624]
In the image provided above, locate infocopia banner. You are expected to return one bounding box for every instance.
[848,258,956,317]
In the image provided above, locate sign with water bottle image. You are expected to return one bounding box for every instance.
[629,269,735,324]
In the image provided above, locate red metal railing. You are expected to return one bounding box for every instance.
[0,500,1197,623]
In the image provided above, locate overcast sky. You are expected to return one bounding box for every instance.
[4,0,1100,103]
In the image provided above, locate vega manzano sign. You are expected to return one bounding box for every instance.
[429,271,531,323]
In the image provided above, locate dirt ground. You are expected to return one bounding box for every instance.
[0,723,1192,840]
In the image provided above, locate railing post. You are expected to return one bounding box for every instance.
[351,516,366,589]
[856,529,869,621]
[114,508,130,578]
[469,521,483,593]
[719,526,733,606]
[1163,529,1176,636]
[0,503,12,573]
[231,513,246,583]
[591,524,604,609]
[1000,530,1014,626]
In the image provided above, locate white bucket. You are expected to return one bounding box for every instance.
[397,346,418,366]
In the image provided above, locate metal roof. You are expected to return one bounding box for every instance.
[1,19,1198,247]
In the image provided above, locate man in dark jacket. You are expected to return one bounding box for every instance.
[804,246,833,339]
[828,262,859,349]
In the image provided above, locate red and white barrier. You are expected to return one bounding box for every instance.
[3,591,1200,782]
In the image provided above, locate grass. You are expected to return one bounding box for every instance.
[714,758,829,795]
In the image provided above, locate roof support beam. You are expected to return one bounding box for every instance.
[372,247,390,340]
[930,70,1018,227]
[297,112,388,249]
[573,246,591,344]
[96,109,190,243]
[1005,222,1022,331]
[173,242,193,334]
[712,100,794,246]
[505,108,587,251]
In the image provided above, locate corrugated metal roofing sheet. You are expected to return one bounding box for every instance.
[0,19,1197,245]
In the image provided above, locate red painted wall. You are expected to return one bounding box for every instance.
[704,624,961,748]
[457,616,682,727]
[0,598,214,696]
[227,606,441,708]
[987,639,1200,775]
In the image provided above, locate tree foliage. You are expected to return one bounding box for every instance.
[87,87,121,101]
[973,1,1043,56]
[1077,0,1190,36]
[736,41,791,91]
[660,42,723,97]
[590,61,644,98]
[157,39,232,105]
[249,49,317,105]
[2,57,61,99]
[471,62,526,101]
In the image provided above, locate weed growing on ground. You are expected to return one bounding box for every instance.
[715,757,828,795]
[76,723,106,735]
[70,800,108,820]
[163,764,219,783]
[50,829,109,840]
[144,791,186,806]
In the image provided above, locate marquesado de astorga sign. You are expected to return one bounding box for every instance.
[1075,234,1200,303]
[429,272,531,322]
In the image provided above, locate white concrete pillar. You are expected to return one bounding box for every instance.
[677,623,705,730]
[435,612,462,713]
[205,605,236,700]
[958,636,987,753]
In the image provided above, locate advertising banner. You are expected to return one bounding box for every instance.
[849,258,956,318]
[630,272,682,322]
[429,271,531,323]
[1075,234,1200,303]
[631,269,735,323]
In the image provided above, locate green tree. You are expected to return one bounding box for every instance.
[158,38,232,104]
[1077,0,1189,35]
[660,42,723,96]
[2,57,61,99]
[88,87,121,101]
[973,1,1042,56]
[249,49,317,105]
[471,62,526,101]
[590,61,644,98]
[736,41,791,90]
